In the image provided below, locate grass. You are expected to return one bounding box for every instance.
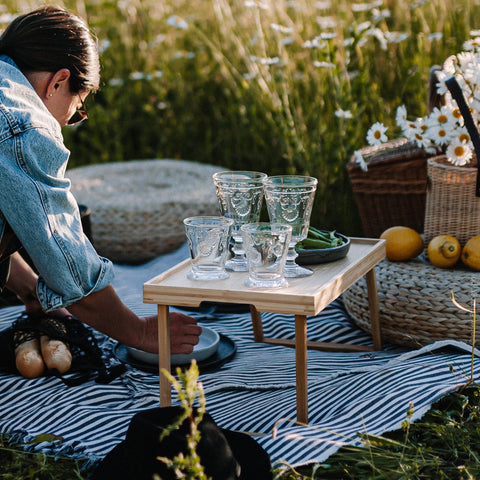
[1,0,480,477]
[1,383,480,479]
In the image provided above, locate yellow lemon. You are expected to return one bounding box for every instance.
[461,235,480,271]
[379,226,424,261]
[427,234,461,268]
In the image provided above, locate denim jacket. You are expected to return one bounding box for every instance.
[0,55,114,311]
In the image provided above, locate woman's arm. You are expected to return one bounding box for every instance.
[67,284,201,354]
[6,252,200,354]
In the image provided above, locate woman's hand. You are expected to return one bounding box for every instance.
[140,312,202,354]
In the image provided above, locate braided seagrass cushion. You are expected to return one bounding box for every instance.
[343,258,478,348]
[68,159,224,263]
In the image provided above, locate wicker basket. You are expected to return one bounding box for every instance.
[343,258,477,348]
[347,138,431,238]
[423,155,480,246]
[68,159,223,263]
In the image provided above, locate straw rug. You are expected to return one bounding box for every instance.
[0,243,478,471]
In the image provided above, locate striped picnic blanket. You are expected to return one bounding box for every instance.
[0,243,478,471]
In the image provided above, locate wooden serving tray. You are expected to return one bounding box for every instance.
[144,238,385,316]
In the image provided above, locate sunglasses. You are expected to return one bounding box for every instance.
[67,95,88,126]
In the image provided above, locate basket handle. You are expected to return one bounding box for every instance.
[445,76,480,196]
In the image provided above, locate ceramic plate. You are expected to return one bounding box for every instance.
[296,232,351,265]
[114,334,236,373]
[126,326,220,365]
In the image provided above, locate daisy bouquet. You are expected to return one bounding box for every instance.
[355,47,480,170]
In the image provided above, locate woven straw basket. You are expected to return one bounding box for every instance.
[343,259,478,348]
[347,138,431,238]
[423,155,480,246]
[68,159,223,263]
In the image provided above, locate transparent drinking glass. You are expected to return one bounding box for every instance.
[263,175,318,278]
[212,171,267,271]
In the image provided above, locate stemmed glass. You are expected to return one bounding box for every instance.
[213,171,267,271]
[263,175,318,278]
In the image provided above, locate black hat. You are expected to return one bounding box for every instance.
[92,406,273,480]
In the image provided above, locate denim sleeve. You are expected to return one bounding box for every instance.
[0,126,114,311]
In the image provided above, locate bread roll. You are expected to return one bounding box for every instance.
[40,335,72,374]
[15,338,45,379]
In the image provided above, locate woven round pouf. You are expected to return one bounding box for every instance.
[68,159,224,263]
[343,258,478,348]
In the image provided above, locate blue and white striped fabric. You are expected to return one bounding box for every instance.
[0,243,478,471]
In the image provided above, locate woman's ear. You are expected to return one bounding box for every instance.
[46,68,71,97]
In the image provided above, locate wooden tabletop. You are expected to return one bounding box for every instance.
[143,237,385,316]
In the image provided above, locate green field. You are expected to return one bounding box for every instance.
[2,0,480,478]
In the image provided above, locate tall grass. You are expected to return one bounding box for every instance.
[4,0,478,233]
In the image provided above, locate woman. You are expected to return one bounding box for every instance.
[0,6,200,372]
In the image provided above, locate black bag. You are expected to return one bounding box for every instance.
[92,406,273,480]
[0,312,125,385]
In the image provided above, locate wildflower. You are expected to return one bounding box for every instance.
[313,61,335,68]
[384,31,409,43]
[463,38,480,52]
[425,124,451,146]
[244,0,269,10]
[366,122,388,146]
[303,38,326,49]
[353,150,368,172]
[428,32,443,41]
[335,109,353,119]
[367,28,387,50]
[98,39,111,53]
[316,16,338,29]
[0,13,17,24]
[315,32,336,40]
[427,105,456,128]
[129,71,145,80]
[270,23,293,34]
[351,2,375,12]
[371,8,391,21]
[174,50,196,59]
[167,15,188,30]
[280,37,294,46]
[410,0,427,9]
[314,1,331,9]
[395,105,408,128]
[446,137,473,166]
[470,29,480,37]
[249,55,280,65]
[108,78,124,87]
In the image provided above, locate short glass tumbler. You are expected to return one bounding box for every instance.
[213,171,267,272]
[183,216,234,281]
[263,175,318,278]
[241,223,292,288]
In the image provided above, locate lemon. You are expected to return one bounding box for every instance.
[427,234,461,268]
[461,235,480,271]
[379,226,424,261]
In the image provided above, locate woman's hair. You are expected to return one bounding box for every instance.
[0,5,100,93]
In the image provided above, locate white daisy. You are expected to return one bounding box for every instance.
[353,150,368,172]
[424,124,451,146]
[446,137,473,166]
[366,122,388,146]
[395,105,408,129]
[167,15,188,30]
[335,108,353,119]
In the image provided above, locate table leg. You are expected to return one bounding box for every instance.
[295,314,308,424]
[365,268,383,351]
[250,305,265,342]
[158,304,171,406]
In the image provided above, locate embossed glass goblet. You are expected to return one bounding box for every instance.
[213,171,267,271]
[263,175,318,278]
